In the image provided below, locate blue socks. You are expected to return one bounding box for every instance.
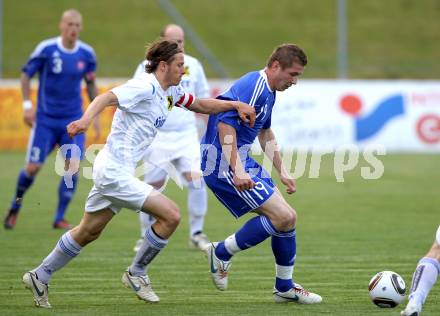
[9,169,35,213]
[272,229,296,292]
[214,215,297,292]
[215,216,272,261]
[54,174,78,223]
[9,169,78,224]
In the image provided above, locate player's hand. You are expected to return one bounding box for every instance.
[233,171,256,191]
[280,174,296,194]
[23,108,35,127]
[235,102,256,128]
[67,119,89,137]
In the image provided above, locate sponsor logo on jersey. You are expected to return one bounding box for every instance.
[77,60,85,71]
[155,116,166,128]
[184,66,190,75]
[167,96,173,111]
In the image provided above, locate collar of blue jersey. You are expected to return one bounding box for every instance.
[259,69,273,92]
[56,36,79,54]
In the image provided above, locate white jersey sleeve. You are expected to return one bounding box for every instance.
[111,77,154,111]
[133,60,147,79]
[171,84,195,109]
[193,59,210,98]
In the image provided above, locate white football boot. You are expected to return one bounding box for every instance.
[206,242,231,291]
[22,271,51,308]
[273,284,322,304]
[401,300,422,316]
[122,268,160,303]
[189,232,210,251]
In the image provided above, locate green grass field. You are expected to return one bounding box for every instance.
[4,0,440,79]
[0,151,439,315]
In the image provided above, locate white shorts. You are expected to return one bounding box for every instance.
[143,129,201,183]
[436,225,440,244]
[85,148,153,214]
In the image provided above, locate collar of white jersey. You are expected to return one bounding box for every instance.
[260,69,273,92]
[147,73,165,95]
[149,72,178,95]
[56,36,79,54]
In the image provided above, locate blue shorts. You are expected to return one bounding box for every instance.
[204,159,275,218]
[25,118,85,164]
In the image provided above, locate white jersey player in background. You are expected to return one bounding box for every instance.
[401,225,440,316]
[133,24,211,251]
[22,39,256,308]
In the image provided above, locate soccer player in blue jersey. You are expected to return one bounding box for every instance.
[4,9,99,229]
[201,44,322,304]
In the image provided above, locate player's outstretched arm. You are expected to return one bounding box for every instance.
[189,98,256,127]
[67,91,119,137]
[258,128,296,194]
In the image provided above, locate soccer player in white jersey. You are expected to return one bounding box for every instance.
[22,39,255,308]
[401,225,440,316]
[133,24,211,251]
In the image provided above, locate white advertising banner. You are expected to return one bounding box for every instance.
[209,79,440,152]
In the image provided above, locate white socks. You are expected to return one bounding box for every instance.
[34,232,82,284]
[130,226,168,276]
[187,181,207,236]
[224,234,241,256]
[408,257,440,306]
[138,180,208,237]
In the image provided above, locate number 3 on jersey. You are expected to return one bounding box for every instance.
[52,55,63,74]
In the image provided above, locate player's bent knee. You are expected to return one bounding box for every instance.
[160,200,181,229]
[273,207,296,231]
[167,207,181,229]
[25,163,41,177]
[281,210,297,231]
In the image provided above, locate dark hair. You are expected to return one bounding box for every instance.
[145,39,182,73]
[267,44,307,69]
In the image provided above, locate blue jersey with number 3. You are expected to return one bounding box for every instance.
[22,36,97,121]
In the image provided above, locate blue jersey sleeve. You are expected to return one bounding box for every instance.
[216,72,260,129]
[21,44,48,78]
[217,109,240,129]
[85,50,97,75]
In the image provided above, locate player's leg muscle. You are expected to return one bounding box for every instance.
[254,191,297,232]
[140,192,181,239]
[70,208,114,246]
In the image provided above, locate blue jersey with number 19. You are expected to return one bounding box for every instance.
[22,36,97,120]
[201,70,277,218]
[201,70,276,175]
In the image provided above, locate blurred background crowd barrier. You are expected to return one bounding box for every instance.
[1,79,439,152]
